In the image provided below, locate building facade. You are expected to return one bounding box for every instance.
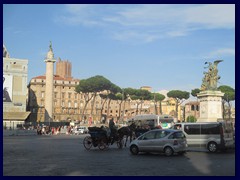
[3,44,30,129]
[184,101,200,120]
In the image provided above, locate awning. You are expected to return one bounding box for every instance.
[3,112,31,121]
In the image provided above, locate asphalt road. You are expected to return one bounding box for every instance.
[3,134,235,176]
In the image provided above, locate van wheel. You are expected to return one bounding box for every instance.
[208,142,218,153]
[164,146,173,156]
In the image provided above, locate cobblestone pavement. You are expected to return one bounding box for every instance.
[3,135,235,176]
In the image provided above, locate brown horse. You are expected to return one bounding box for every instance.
[117,122,136,147]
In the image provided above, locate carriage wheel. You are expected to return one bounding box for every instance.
[83,136,93,150]
[98,139,108,150]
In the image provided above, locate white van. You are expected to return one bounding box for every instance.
[173,120,234,153]
[131,114,174,129]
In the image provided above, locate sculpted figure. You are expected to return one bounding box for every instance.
[200,60,223,91]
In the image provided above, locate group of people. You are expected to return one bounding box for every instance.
[36,125,74,135]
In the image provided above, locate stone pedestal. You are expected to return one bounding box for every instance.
[197,90,224,122]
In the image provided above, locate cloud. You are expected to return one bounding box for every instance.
[206,48,235,58]
[58,4,235,42]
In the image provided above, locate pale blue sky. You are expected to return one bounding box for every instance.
[3,4,235,93]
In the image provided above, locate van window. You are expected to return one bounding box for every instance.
[184,124,200,134]
[222,121,234,133]
[201,124,220,134]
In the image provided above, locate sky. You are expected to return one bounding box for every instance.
[3,4,235,95]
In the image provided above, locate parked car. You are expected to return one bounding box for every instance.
[74,126,88,135]
[129,129,187,156]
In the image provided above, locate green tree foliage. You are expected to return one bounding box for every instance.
[124,88,152,115]
[167,90,190,119]
[218,85,235,119]
[191,88,201,97]
[75,75,120,120]
[186,115,197,122]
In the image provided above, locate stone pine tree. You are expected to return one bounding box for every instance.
[124,88,152,115]
[75,75,115,121]
[167,90,190,120]
[218,85,235,119]
[151,93,165,115]
[191,88,201,98]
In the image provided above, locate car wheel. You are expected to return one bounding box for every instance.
[164,146,174,156]
[208,142,218,153]
[130,145,139,155]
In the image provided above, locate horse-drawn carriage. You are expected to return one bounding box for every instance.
[83,126,123,150]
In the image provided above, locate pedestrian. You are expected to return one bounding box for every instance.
[51,127,55,135]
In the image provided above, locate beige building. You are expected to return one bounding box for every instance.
[27,57,183,124]
[3,44,30,129]
[184,101,200,120]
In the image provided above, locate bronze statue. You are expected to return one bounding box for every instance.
[49,41,53,52]
[200,60,223,91]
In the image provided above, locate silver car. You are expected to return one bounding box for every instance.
[129,129,187,156]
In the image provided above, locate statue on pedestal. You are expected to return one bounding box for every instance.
[201,60,223,91]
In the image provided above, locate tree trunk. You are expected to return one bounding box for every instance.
[222,101,225,119]
[154,101,158,115]
[106,99,112,120]
[118,100,123,120]
[90,93,97,116]
[100,98,107,117]
[81,93,94,121]
[227,101,231,120]
[159,101,163,115]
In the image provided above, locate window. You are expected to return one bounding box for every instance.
[184,124,200,135]
[196,105,199,111]
[68,101,71,107]
[74,102,78,108]
[41,92,44,98]
[191,105,195,111]
[155,131,170,139]
[142,131,155,140]
[201,124,220,135]
[74,94,77,99]
[54,92,57,99]
[68,93,71,99]
[169,132,185,139]
[62,101,65,107]
[62,93,65,99]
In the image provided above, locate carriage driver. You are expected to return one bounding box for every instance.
[109,115,117,144]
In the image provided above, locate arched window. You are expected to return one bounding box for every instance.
[191,105,195,111]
